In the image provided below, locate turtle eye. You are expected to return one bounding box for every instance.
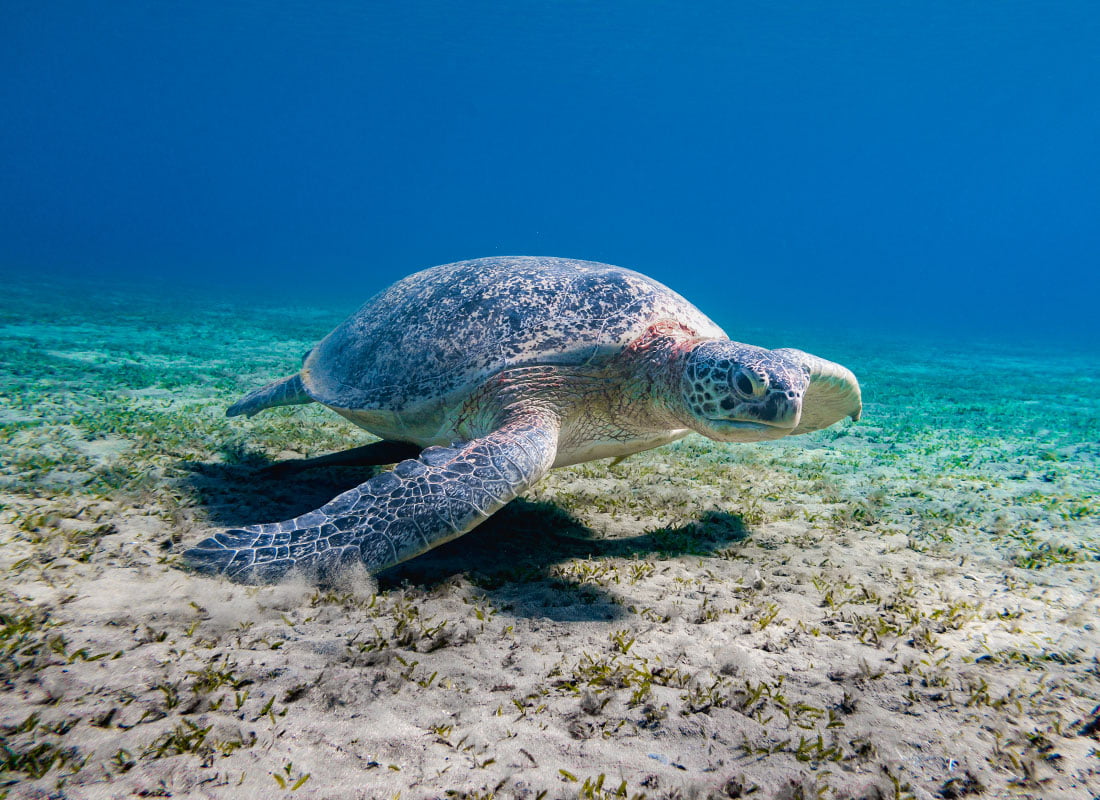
[734,371,755,396]
[732,367,768,397]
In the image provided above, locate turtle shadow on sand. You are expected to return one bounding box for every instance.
[179,456,752,622]
[181,449,386,529]
[379,502,752,622]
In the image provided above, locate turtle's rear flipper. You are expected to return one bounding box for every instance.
[181,413,559,583]
[227,374,312,418]
[261,440,423,478]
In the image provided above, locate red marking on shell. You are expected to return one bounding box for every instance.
[624,320,700,356]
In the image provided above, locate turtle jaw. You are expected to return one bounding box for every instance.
[699,413,798,443]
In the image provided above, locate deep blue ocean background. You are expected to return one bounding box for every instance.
[3,1,1098,344]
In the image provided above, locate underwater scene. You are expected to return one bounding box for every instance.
[3,3,1099,799]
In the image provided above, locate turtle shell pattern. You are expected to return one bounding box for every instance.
[301,256,726,415]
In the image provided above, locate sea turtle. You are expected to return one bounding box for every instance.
[183,257,861,583]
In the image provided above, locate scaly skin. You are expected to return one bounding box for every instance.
[181,413,558,582]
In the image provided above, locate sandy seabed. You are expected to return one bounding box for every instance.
[1,278,1098,799]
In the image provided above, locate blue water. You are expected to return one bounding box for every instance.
[3,1,1099,342]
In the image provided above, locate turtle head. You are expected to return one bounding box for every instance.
[679,340,862,443]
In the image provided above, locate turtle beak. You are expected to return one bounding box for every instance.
[771,348,862,434]
[758,384,802,430]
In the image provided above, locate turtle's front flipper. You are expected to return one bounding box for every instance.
[261,440,423,478]
[181,413,559,583]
